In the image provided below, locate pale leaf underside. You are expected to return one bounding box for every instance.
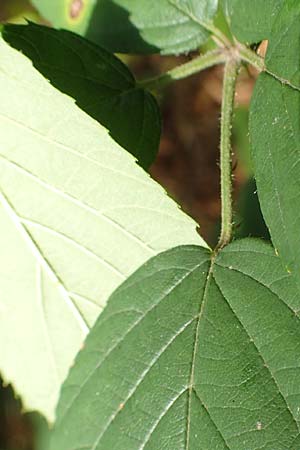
[0,38,205,421]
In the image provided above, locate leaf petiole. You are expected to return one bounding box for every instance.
[216,57,240,250]
[137,49,227,91]
[238,44,265,71]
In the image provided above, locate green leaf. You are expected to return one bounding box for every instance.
[250,74,300,290]
[50,239,300,449]
[31,0,96,35]
[264,1,300,87]
[32,0,218,55]
[0,37,206,422]
[3,22,160,169]
[250,1,300,291]
[222,0,284,43]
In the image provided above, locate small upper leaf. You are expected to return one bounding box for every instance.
[3,22,160,169]
[0,37,206,422]
[50,239,300,449]
[32,0,218,55]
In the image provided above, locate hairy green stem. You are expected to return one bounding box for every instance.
[139,45,265,92]
[216,58,240,250]
[138,50,227,91]
[137,39,268,251]
[238,45,265,71]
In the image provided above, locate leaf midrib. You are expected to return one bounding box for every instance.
[167,0,212,35]
[57,258,210,449]
[185,255,215,449]
[36,263,60,385]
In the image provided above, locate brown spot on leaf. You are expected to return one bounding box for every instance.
[70,0,84,19]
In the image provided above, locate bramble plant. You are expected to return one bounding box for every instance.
[1,0,300,449]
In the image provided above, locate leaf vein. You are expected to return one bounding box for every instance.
[59,259,209,436]
[0,190,89,334]
[91,319,196,450]
[0,155,156,254]
[213,273,300,433]
[21,217,126,280]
